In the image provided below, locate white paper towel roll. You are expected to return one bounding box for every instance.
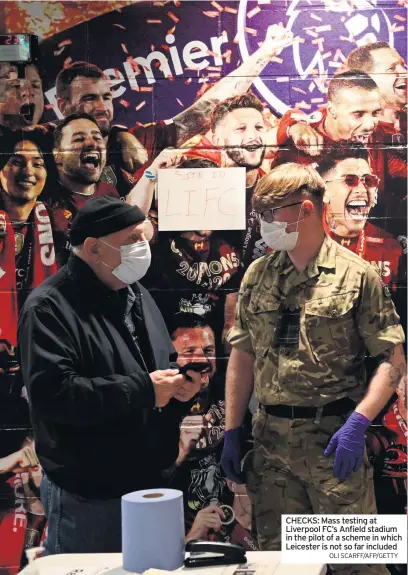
[122,488,185,573]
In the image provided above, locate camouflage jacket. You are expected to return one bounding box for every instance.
[226,235,405,407]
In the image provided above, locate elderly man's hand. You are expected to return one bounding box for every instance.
[173,370,201,402]
[150,369,186,408]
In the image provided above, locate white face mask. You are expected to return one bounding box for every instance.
[260,206,303,251]
[99,239,151,284]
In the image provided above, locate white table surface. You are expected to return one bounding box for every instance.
[19,552,326,575]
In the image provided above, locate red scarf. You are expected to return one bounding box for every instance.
[0,203,57,347]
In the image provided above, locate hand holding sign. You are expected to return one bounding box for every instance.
[157,167,246,231]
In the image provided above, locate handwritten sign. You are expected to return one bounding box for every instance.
[157,167,246,231]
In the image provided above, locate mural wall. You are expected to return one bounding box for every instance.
[0,1,406,573]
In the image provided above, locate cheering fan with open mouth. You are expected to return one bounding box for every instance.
[0,63,44,131]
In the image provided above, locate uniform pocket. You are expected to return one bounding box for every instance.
[246,294,280,352]
[305,291,359,362]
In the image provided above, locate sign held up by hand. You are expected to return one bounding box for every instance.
[157,167,246,231]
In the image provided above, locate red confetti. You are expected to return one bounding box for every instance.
[126,57,141,74]
[184,77,192,84]
[168,25,176,34]
[168,11,179,23]
[119,99,130,108]
[168,75,175,81]
[161,44,169,51]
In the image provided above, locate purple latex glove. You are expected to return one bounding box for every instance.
[324,411,371,481]
[221,428,244,484]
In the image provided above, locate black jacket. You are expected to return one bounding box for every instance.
[18,255,188,499]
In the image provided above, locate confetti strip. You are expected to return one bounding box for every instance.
[224,6,238,14]
[58,39,72,48]
[340,36,355,43]
[161,44,169,51]
[135,101,146,111]
[310,13,322,21]
[203,11,219,18]
[292,86,307,94]
[306,30,319,38]
[63,56,72,68]
[211,1,223,11]
[147,19,162,24]
[322,51,332,60]
[257,0,271,4]
[276,76,290,82]
[328,61,342,68]
[153,1,165,5]
[121,43,129,54]
[394,14,406,21]
[167,11,179,23]
[311,98,324,103]
[208,72,221,77]
[296,101,312,110]
[119,99,130,107]
[140,86,153,92]
[113,23,126,29]
[392,25,405,32]
[184,77,192,84]
[271,56,283,64]
[248,6,261,18]
[316,25,331,32]
[176,98,184,107]
[245,27,257,35]
[168,26,176,34]
[168,75,175,81]
[207,66,222,71]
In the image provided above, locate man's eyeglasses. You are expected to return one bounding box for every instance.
[254,201,303,223]
[325,174,379,190]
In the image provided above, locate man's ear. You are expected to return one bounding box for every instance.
[57,97,71,117]
[327,101,336,120]
[83,237,100,260]
[301,199,315,218]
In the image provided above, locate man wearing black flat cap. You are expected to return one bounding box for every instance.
[17,196,202,555]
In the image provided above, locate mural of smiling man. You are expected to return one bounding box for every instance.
[317,144,404,290]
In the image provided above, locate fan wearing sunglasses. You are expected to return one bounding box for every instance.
[318,144,404,291]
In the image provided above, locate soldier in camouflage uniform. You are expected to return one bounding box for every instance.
[220,163,406,575]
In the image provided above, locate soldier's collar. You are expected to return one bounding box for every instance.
[311,234,336,273]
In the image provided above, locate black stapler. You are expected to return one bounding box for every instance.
[184,540,247,568]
